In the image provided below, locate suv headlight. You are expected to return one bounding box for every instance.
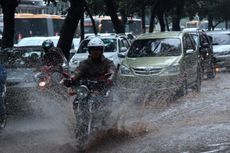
[161,65,180,75]
[119,65,133,75]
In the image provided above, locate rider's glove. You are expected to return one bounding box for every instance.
[62,79,72,87]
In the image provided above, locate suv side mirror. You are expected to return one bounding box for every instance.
[120,47,128,53]
[118,53,126,58]
[185,49,194,55]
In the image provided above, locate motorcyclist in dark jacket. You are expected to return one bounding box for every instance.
[64,37,116,94]
[40,39,66,73]
[41,40,65,67]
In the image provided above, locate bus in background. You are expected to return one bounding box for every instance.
[125,17,142,36]
[13,13,64,43]
[186,20,208,30]
[82,16,142,36]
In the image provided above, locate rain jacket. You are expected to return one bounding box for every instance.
[73,55,116,81]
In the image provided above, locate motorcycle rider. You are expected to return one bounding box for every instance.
[41,39,65,66]
[63,37,116,151]
[64,37,116,93]
[40,39,67,73]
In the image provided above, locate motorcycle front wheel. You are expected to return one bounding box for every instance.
[74,103,90,151]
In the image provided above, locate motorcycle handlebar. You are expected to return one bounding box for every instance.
[63,79,112,88]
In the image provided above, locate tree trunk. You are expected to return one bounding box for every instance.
[208,16,213,31]
[80,14,84,42]
[57,0,85,60]
[85,4,97,35]
[0,0,19,49]
[225,20,228,30]
[165,13,170,31]
[141,4,146,33]
[149,0,159,33]
[157,11,165,32]
[103,0,125,33]
[171,1,184,31]
[172,16,180,31]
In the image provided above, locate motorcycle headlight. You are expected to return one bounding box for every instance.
[39,81,46,87]
[76,85,89,99]
[119,65,133,75]
[161,65,180,75]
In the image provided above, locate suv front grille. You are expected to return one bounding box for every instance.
[132,67,162,75]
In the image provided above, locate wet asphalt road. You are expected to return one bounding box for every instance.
[1,72,230,153]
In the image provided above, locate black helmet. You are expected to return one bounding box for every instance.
[42,39,54,53]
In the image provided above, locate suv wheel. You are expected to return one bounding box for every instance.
[176,79,188,97]
[207,61,216,79]
[194,67,201,93]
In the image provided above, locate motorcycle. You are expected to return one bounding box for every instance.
[66,74,113,150]
[35,64,70,90]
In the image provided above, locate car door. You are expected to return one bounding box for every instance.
[118,37,131,63]
[183,34,199,85]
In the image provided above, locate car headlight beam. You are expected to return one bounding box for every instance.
[162,65,180,75]
[119,65,133,75]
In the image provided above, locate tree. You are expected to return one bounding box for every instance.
[103,0,125,33]
[0,0,20,49]
[57,0,85,59]
[55,0,125,60]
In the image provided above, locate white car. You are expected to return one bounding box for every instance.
[15,36,80,59]
[16,36,52,47]
[69,34,131,71]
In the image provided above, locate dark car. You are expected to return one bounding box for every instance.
[1,46,69,116]
[1,47,43,114]
[183,28,215,79]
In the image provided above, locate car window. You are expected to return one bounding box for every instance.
[77,38,117,54]
[119,37,130,52]
[17,38,45,46]
[127,38,181,57]
[200,33,209,46]
[190,34,199,45]
[3,48,42,68]
[183,34,195,50]
[208,33,230,45]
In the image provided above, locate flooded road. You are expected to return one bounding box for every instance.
[1,72,230,153]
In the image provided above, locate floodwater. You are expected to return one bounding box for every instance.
[1,73,230,153]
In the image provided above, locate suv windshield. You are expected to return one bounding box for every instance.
[127,38,181,57]
[77,38,117,53]
[208,33,230,45]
